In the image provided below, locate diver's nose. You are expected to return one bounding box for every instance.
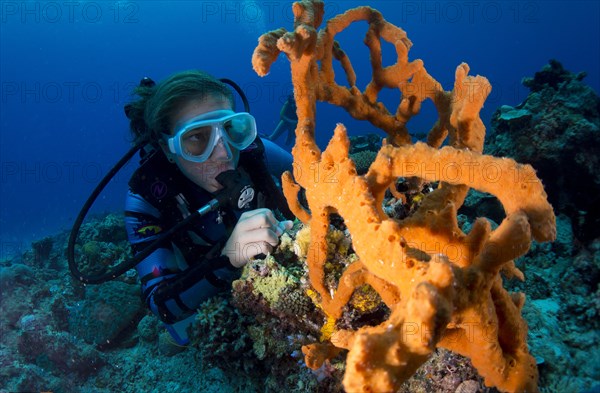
[209,136,231,161]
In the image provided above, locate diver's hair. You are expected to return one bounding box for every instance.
[126,70,234,144]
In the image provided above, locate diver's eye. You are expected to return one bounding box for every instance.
[182,126,212,155]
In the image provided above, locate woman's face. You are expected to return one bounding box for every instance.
[163,98,236,193]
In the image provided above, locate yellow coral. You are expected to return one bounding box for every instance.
[294,224,350,260]
[293,226,311,258]
[246,255,298,306]
[305,288,322,309]
[349,285,382,314]
[326,227,350,257]
[252,1,555,392]
[320,316,337,341]
[278,232,295,254]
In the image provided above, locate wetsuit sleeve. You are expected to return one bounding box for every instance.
[125,190,238,324]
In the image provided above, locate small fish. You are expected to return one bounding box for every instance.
[136,225,162,236]
[412,193,424,204]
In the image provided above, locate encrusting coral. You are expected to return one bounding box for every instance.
[252,1,556,392]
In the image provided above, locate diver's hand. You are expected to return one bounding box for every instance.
[221,208,293,268]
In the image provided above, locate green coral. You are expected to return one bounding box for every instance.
[188,296,253,371]
[195,296,230,327]
[248,325,291,360]
[81,241,101,262]
[350,150,378,175]
[244,255,299,306]
[78,240,130,276]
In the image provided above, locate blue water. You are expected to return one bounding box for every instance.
[1,1,598,256]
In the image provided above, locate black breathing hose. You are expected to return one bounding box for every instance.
[220,78,250,113]
[67,142,145,284]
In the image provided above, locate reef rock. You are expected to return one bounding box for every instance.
[68,280,143,346]
[487,59,600,242]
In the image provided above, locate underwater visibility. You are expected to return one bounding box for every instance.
[1,1,599,392]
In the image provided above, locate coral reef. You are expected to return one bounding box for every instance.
[3,5,598,393]
[228,229,347,392]
[398,348,497,393]
[74,213,132,278]
[218,221,500,392]
[350,150,377,175]
[510,220,599,390]
[137,314,160,342]
[252,1,555,391]
[186,245,347,392]
[348,133,382,175]
[486,59,600,243]
[0,258,106,391]
[17,313,106,377]
[1,213,148,391]
[68,280,143,346]
[475,60,600,390]
[12,211,594,392]
[31,236,54,265]
[188,295,255,372]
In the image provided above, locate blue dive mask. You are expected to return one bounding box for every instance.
[165,109,257,163]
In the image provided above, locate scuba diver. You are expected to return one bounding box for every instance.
[122,70,295,344]
[266,93,297,146]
